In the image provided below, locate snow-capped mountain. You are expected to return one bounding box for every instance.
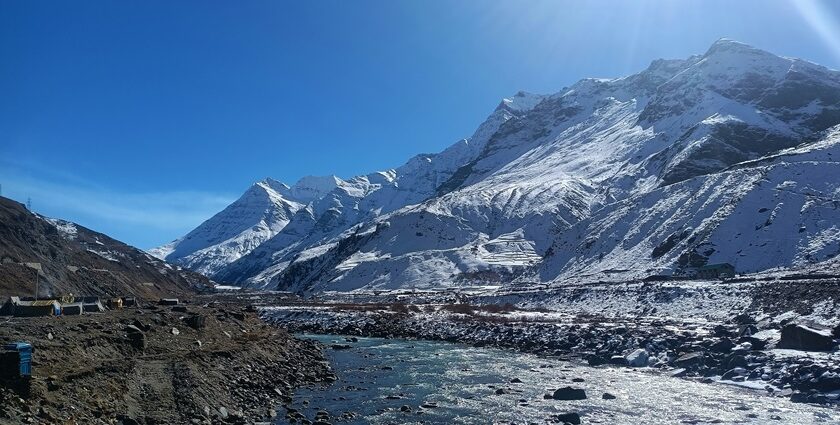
[149,177,306,276]
[154,39,840,293]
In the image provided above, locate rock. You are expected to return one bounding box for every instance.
[726,354,748,369]
[813,371,840,392]
[116,414,140,425]
[713,325,733,338]
[400,405,411,412]
[738,336,767,350]
[739,324,758,337]
[552,387,586,400]
[710,338,734,353]
[132,319,151,332]
[330,344,352,350]
[625,349,649,367]
[790,391,809,403]
[670,368,687,377]
[602,392,616,399]
[833,323,840,339]
[171,327,180,336]
[125,325,143,334]
[674,352,704,368]
[46,332,53,340]
[495,388,507,395]
[721,367,747,380]
[586,354,606,366]
[777,324,835,351]
[571,378,585,382]
[127,330,145,350]
[509,377,523,383]
[218,406,228,419]
[184,315,206,330]
[552,412,581,424]
[732,313,757,325]
[731,341,752,353]
[608,355,628,366]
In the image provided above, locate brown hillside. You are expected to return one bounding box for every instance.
[0,196,211,299]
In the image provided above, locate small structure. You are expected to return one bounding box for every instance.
[159,298,179,306]
[0,343,33,378]
[61,302,84,315]
[695,263,735,279]
[0,297,15,316]
[82,300,106,313]
[4,298,61,317]
[107,298,123,309]
[122,297,137,307]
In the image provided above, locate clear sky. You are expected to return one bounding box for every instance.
[2,0,840,249]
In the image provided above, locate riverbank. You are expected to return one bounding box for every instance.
[263,300,840,407]
[0,301,335,424]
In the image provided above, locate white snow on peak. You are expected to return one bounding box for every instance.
[289,175,344,202]
[498,91,546,114]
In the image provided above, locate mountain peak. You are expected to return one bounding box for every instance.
[702,38,773,60]
[496,91,545,114]
[256,177,291,194]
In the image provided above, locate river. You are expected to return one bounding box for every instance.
[275,334,838,424]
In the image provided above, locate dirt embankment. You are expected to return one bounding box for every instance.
[0,302,335,424]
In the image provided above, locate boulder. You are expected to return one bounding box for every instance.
[777,324,835,351]
[813,371,840,392]
[552,387,587,400]
[738,336,767,350]
[674,352,704,368]
[552,412,581,424]
[710,338,734,353]
[721,367,747,380]
[625,349,649,367]
[586,354,606,366]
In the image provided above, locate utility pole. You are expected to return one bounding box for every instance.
[26,197,32,210]
[34,268,39,300]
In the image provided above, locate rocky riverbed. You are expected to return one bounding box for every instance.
[278,334,839,424]
[0,301,335,425]
[263,301,840,409]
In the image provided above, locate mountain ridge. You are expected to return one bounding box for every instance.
[154,39,840,293]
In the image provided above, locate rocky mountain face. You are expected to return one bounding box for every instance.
[154,39,840,293]
[0,196,210,299]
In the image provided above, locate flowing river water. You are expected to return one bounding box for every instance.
[275,334,839,424]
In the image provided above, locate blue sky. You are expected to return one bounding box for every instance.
[2,0,840,249]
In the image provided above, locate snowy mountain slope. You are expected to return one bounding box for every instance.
[205,91,548,286]
[149,178,307,276]
[538,126,840,283]
[156,39,840,292]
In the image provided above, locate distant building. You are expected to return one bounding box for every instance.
[695,263,736,279]
[2,297,61,317]
[61,302,84,315]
